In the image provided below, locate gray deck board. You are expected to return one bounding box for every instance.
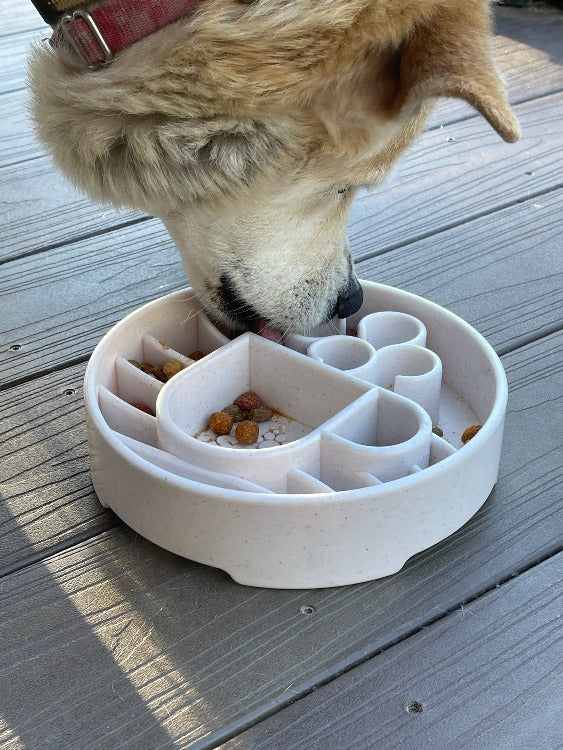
[0,363,112,574]
[1,92,560,264]
[2,189,561,385]
[348,91,563,258]
[0,333,560,749]
[220,552,563,750]
[1,10,562,263]
[0,3,562,748]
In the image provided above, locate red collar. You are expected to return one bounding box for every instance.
[37,0,206,68]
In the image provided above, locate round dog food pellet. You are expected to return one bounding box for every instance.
[208,411,234,435]
[163,359,184,380]
[131,402,154,416]
[222,404,247,422]
[188,350,205,360]
[234,391,262,411]
[250,406,273,423]
[235,420,260,445]
[461,424,482,443]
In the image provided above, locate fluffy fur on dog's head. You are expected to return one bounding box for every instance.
[29,0,519,335]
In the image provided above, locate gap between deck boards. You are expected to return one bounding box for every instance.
[199,549,563,750]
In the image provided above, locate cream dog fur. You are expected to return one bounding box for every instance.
[29,0,520,336]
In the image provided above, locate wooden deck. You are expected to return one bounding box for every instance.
[1,3,562,748]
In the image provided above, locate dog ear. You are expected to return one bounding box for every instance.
[395,3,520,142]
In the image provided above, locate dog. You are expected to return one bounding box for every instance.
[29,0,520,339]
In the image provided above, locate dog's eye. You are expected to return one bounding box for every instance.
[337,187,350,195]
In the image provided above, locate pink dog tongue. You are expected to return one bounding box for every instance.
[256,318,283,343]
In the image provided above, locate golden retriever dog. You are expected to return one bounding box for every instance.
[29,0,520,339]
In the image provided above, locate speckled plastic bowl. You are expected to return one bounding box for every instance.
[84,281,507,588]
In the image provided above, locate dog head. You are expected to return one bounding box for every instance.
[30,0,519,336]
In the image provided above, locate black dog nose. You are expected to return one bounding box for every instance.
[336,276,363,319]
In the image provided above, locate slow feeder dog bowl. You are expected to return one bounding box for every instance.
[84,281,507,588]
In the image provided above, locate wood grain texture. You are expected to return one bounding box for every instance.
[0,28,46,94]
[0,363,114,575]
[0,4,561,746]
[0,154,142,262]
[426,3,563,128]
[1,22,562,263]
[0,333,560,749]
[348,91,563,258]
[2,189,561,386]
[0,3,47,37]
[356,188,563,353]
[2,89,559,263]
[0,218,182,386]
[220,553,563,750]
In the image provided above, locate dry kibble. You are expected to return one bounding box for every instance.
[250,406,273,423]
[432,425,444,437]
[222,404,247,422]
[131,402,154,416]
[234,391,262,411]
[159,340,170,350]
[461,424,482,443]
[163,359,184,380]
[129,359,156,377]
[235,420,260,445]
[188,350,205,361]
[208,411,234,436]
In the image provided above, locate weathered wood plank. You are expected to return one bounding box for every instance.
[0,154,143,262]
[0,3,47,37]
[220,553,563,750]
[427,3,563,128]
[0,218,181,386]
[0,332,560,750]
[0,28,46,94]
[356,187,563,353]
[0,363,114,575]
[348,91,563,257]
[1,188,561,386]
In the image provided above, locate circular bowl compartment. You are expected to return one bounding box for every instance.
[84,281,507,588]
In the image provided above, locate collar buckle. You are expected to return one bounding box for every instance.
[62,9,114,66]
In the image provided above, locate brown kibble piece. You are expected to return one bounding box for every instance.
[432,425,444,437]
[461,424,482,443]
[234,391,262,411]
[250,406,273,423]
[222,404,247,422]
[208,411,234,436]
[159,340,170,350]
[131,402,154,416]
[235,420,260,445]
[163,359,183,380]
[188,350,205,361]
[128,359,167,382]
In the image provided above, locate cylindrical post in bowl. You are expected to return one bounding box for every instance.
[307,335,378,383]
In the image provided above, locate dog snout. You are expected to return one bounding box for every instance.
[335,276,363,319]
[218,274,258,325]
